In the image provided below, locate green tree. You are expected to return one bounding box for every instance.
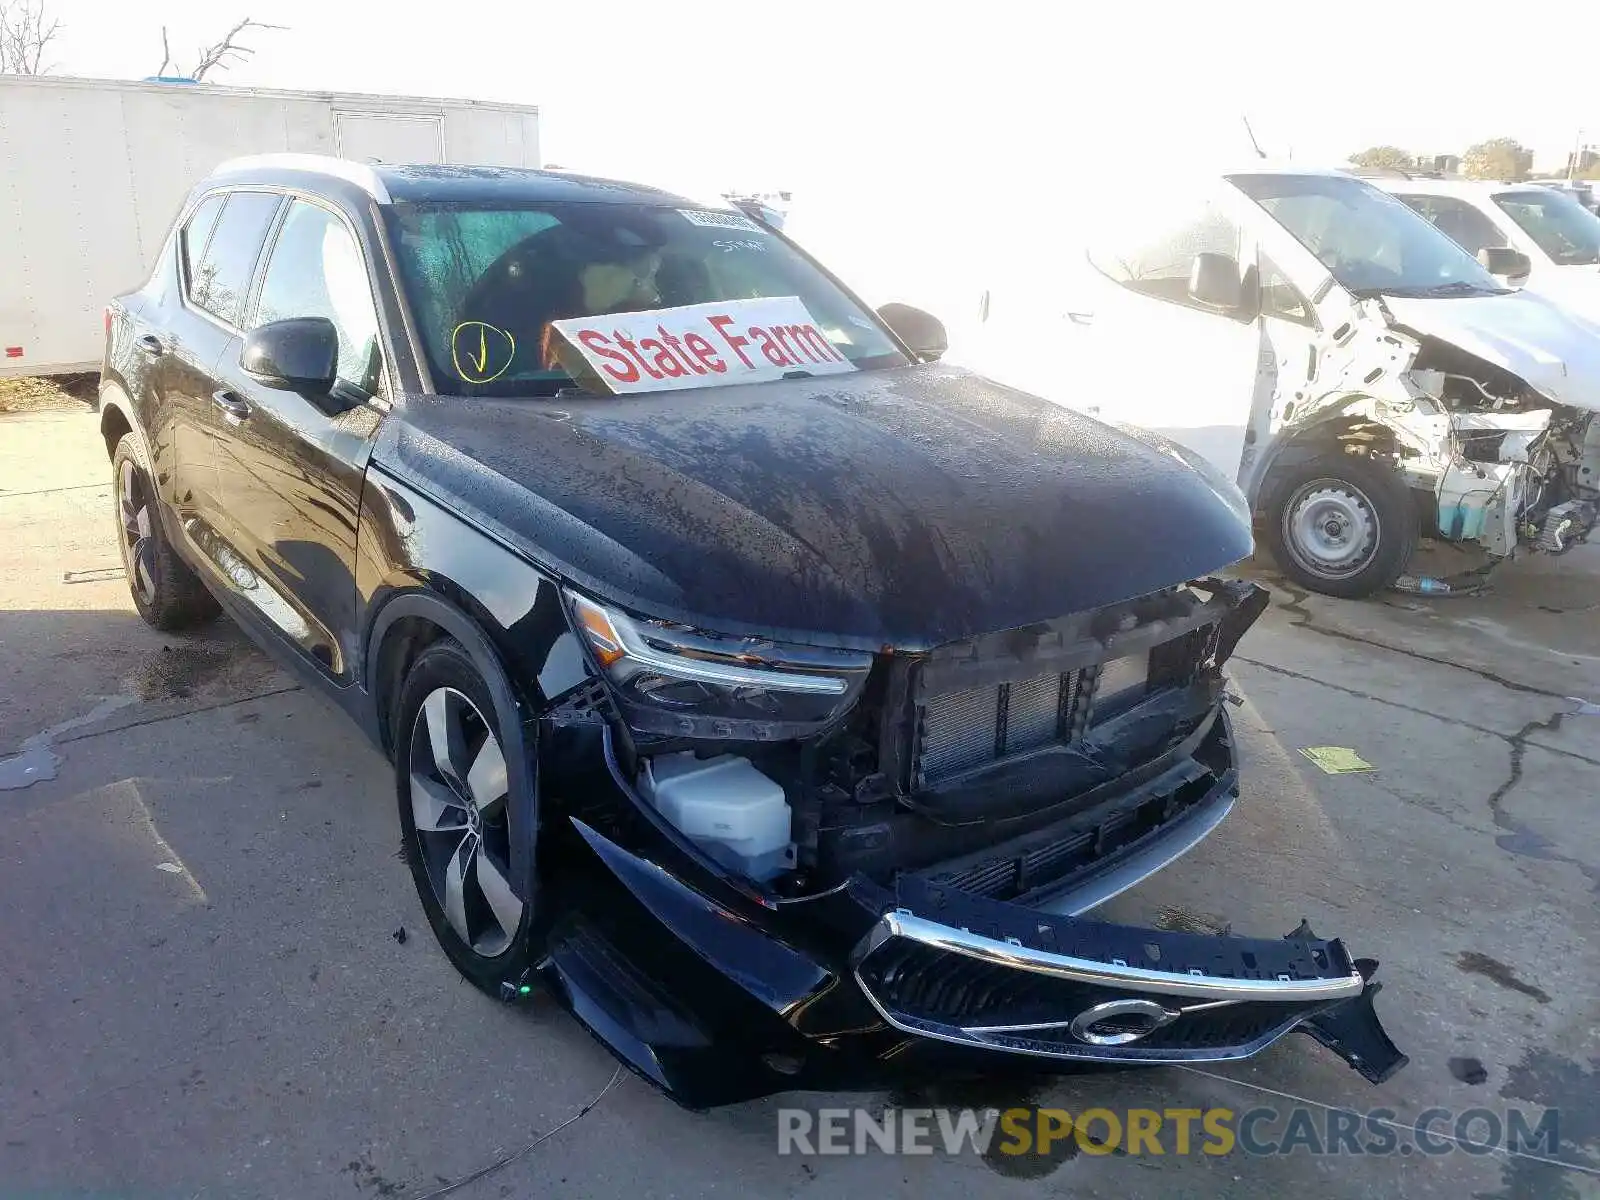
[1348,146,1414,172]
[1462,138,1533,182]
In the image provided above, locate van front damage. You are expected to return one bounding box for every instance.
[1218,170,1600,595]
[1246,292,1600,578]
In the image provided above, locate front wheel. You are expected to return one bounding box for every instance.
[1263,456,1418,599]
[395,638,540,994]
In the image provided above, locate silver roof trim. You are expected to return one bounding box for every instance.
[211,153,390,203]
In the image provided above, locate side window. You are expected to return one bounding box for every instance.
[1088,190,1241,312]
[190,191,281,327]
[253,200,382,394]
[1404,196,1509,256]
[1258,255,1315,327]
[180,195,225,292]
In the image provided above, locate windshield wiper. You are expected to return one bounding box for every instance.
[1382,281,1504,299]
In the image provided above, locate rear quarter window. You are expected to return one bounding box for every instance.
[189,191,282,327]
[180,195,225,291]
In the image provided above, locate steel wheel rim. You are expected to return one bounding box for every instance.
[118,458,157,605]
[407,686,522,958]
[1283,479,1380,580]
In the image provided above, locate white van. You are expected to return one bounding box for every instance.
[959,168,1600,597]
[1371,178,1600,325]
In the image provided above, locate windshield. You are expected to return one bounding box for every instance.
[384,201,907,396]
[1228,173,1509,299]
[1494,189,1600,266]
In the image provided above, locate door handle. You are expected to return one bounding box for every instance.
[212,389,251,419]
[136,334,165,357]
[1066,311,1095,326]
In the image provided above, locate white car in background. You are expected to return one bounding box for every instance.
[957,168,1600,597]
[1370,176,1600,324]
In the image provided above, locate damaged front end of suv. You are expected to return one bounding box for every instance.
[445,371,1414,1109]
[536,569,1403,1107]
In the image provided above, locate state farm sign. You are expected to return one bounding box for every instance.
[549,297,856,395]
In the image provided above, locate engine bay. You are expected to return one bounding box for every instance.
[605,580,1268,900]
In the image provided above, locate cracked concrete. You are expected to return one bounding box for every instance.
[2,410,1597,1198]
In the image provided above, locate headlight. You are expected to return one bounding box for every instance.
[564,589,873,740]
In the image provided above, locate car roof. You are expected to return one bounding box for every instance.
[206,153,696,208]
[1367,176,1560,199]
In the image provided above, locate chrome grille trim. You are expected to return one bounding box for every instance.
[857,911,1365,1003]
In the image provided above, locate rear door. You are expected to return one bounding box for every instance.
[160,188,283,566]
[208,196,387,683]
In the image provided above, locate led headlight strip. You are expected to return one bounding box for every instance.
[566,590,862,695]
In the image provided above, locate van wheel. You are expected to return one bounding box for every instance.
[395,638,540,995]
[112,436,218,630]
[1264,456,1417,599]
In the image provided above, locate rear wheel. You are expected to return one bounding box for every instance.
[395,639,539,994]
[1263,455,1418,599]
[112,435,218,630]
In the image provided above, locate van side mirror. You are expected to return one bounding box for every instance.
[1188,252,1243,311]
[242,317,339,394]
[877,302,948,361]
[1477,246,1531,286]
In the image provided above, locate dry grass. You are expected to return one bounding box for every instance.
[0,373,98,414]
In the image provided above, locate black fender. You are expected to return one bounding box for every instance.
[365,589,541,905]
[97,380,152,472]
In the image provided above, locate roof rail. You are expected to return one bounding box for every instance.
[211,153,390,202]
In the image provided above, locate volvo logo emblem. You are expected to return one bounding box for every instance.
[1068,998,1182,1046]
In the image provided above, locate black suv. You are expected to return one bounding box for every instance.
[98,155,1403,1106]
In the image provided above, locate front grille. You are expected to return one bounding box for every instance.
[915,669,1086,785]
[858,938,1324,1056]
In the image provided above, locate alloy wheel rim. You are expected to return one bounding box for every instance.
[119,458,157,605]
[1284,480,1379,580]
[407,686,523,958]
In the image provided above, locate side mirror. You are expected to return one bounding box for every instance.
[877,302,948,361]
[241,317,339,394]
[1477,246,1532,285]
[1188,252,1243,311]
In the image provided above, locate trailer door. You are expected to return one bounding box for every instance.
[334,111,444,165]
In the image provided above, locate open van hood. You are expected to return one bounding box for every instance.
[1382,290,1600,413]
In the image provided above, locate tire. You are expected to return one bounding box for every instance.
[395,638,539,994]
[1263,455,1418,599]
[112,435,219,630]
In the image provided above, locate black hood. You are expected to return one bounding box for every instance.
[374,364,1253,651]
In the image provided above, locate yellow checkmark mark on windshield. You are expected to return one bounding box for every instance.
[450,321,515,384]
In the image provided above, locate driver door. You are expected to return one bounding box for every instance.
[207,197,387,683]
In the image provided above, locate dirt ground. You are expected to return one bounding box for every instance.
[0,373,98,414]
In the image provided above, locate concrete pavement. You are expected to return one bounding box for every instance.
[2,406,1597,1198]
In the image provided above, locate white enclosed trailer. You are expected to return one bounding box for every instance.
[0,74,539,376]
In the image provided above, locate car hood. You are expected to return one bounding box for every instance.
[1383,290,1600,413]
[374,364,1254,651]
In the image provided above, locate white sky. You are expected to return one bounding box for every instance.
[41,0,1600,202]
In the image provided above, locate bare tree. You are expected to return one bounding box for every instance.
[154,17,283,81]
[0,0,63,74]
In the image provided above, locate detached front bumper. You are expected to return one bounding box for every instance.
[854,878,1405,1082]
[537,809,1407,1108]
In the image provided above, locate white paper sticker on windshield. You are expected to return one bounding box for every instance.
[549,296,857,395]
[677,208,764,233]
